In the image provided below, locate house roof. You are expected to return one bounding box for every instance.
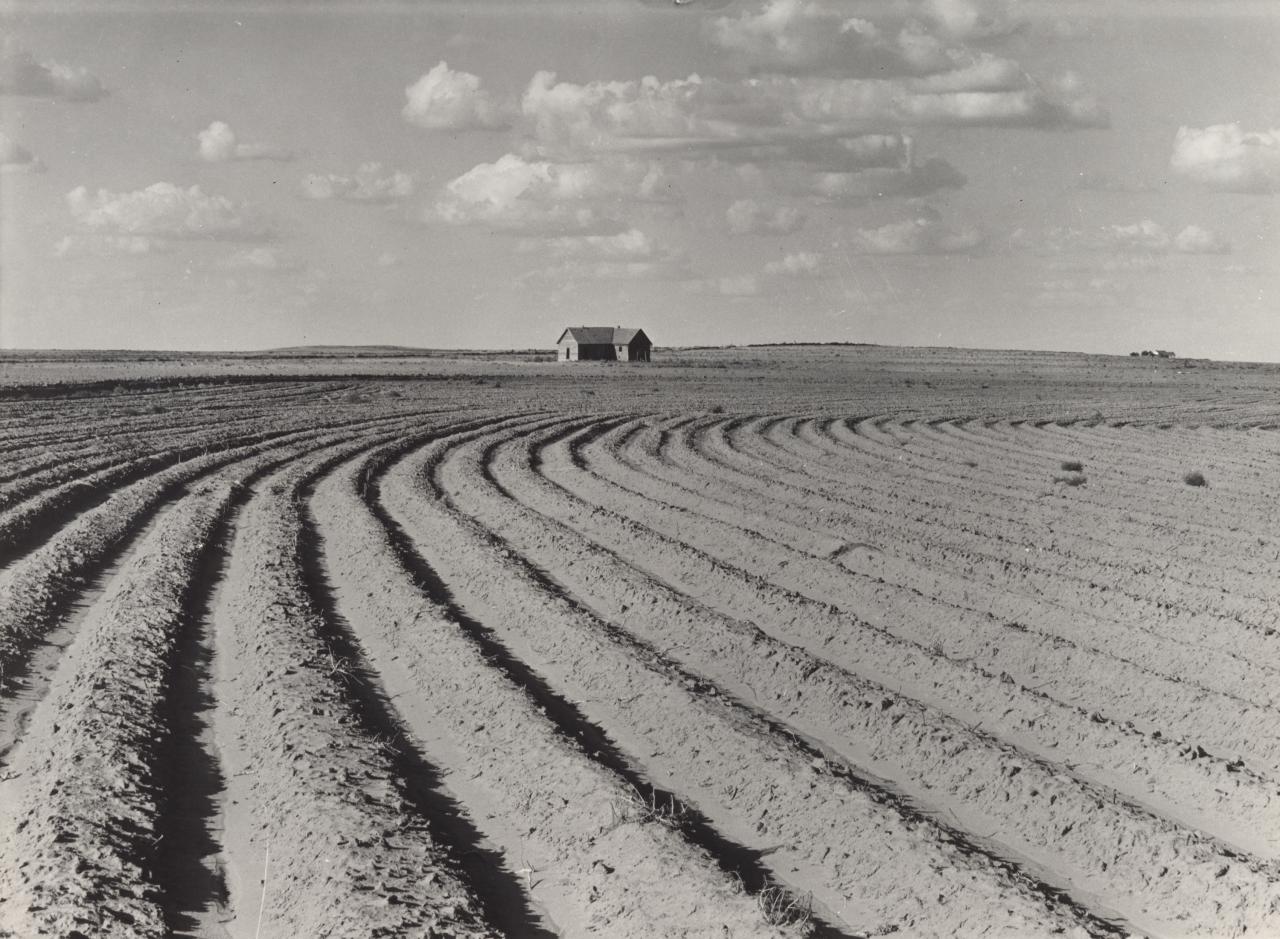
[557,326,649,345]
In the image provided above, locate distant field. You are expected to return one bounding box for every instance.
[0,346,1278,938]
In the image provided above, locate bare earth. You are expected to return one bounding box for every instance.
[0,345,1278,938]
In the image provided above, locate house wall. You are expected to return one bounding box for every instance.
[577,343,617,361]
[557,337,652,361]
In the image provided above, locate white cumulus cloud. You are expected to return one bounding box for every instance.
[924,0,1022,41]
[197,121,293,163]
[301,163,414,203]
[1173,225,1230,255]
[854,215,984,254]
[66,183,266,241]
[708,1,950,76]
[521,68,1104,164]
[433,153,668,234]
[1170,124,1280,194]
[403,61,512,130]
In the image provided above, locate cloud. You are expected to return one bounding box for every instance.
[854,215,984,254]
[1013,220,1230,255]
[520,226,691,282]
[887,73,1107,128]
[223,247,304,272]
[403,61,512,130]
[520,68,1104,163]
[301,162,414,203]
[53,234,159,258]
[66,183,267,241]
[531,228,662,259]
[635,0,736,7]
[1170,124,1280,193]
[924,0,1022,41]
[197,121,293,163]
[708,1,951,76]
[432,153,668,234]
[906,53,1025,94]
[1172,224,1230,254]
[727,199,805,234]
[805,155,966,200]
[0,40,105,102]
[764,250,822,275]
[0,132,45,173]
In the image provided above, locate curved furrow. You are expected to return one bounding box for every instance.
[790,417,1280,643]
[798,417,1278,587]
[0,425,411,937]
[610,415,1280,781]
[545,419,1280,835]
[829,417,1280,594]
[505,420,1280,935]
[816,417,1280,595]
[0,410,444,704]
[661,416,1280,707]
[0,401,468,548]
[817,416,1247,543]
[399,416,1144,938]
[198,424,506,939]
[799,417,1280,639]
[569,419,1280,779]
[312,418,807,939]
[732,416,1280,668]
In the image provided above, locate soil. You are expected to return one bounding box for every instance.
[1,345,1279,937]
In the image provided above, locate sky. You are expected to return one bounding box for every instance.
[0,0,1277,358]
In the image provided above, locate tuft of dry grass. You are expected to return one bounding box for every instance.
[609,784,689,830]
[1184,470,1208,487]
[756,882,813,929]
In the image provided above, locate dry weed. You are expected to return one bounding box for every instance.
[757,881,813,928]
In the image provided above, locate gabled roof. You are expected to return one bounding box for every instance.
[557,326,650,345]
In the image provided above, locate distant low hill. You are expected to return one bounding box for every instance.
[255,345,548,358]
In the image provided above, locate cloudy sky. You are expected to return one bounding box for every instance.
[1,0,1277,358]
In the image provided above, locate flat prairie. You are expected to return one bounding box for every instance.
[0,345,1277,939]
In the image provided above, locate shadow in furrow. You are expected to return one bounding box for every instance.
[295,478,557,939]
[370,440,857,939]
[533,425,1134,939]
[154,493,242,938]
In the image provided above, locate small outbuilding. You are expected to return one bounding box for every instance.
[556,326,652,362]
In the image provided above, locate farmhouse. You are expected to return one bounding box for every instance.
[556,326,652,362]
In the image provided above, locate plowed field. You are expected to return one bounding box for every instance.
[1,346,1278,938]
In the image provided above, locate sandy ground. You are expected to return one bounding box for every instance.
[1,345,1278,937]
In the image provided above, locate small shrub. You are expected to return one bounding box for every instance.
[1060,460,1084,472]
[1184,471,1208,487]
